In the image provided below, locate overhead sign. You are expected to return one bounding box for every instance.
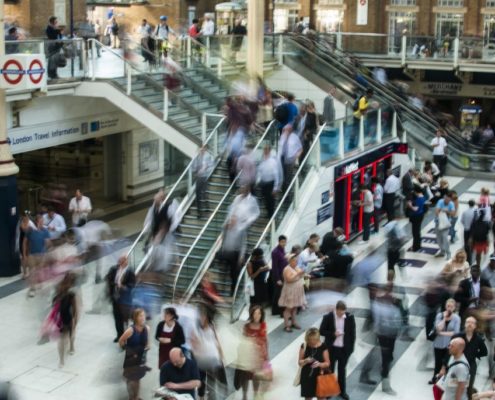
[0,54,47,90]
[356,0,368,25]
[317,202,334,225]
[8,112,141,154]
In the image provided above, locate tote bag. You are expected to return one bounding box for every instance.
[316,370,340,398]
[437,211,451,231]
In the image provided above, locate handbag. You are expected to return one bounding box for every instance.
[438,211,451,231]
[40,301,62,342]
[316,370,341,398]
[254,361,273,382]
[293,343,306,386]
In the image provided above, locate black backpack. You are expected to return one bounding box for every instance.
[471,212,490,242]
[274,102,289,124]
[352,95,364,111]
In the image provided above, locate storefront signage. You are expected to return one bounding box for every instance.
[321,190,330,205]
[335,142,408,179]
[416,82,495,99]
[8,112,140,154]
[356,0,368,25]
[317,202,334,225]
[0,54,46,90]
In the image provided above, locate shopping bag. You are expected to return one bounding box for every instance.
[316,370,340,398]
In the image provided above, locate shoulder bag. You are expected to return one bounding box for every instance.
[293,342,306,386]
[438,211,451,231]
[316,369,341,398]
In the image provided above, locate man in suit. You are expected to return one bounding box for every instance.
[454,264,491,321]
[106,255,136,342]
[320,300,356,400]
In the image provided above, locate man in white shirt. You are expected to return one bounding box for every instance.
[372,177,383,233]
[358,184,374,243]
[42,206,67,239]
[68,189,92,227]
[236,145,256,191]
[257,145,282,218]
[278,124,303,192]
[200,14,215,37]
[383,169,400,222]
[154,16,176,59]
[431,129,448,177]
[192,145,214,218]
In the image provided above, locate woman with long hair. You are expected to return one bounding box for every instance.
[119,308,150,400]
[155,307,185,368]
[54,272,78,368]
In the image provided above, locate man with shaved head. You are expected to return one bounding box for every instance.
[441,337,470,400]
[160,347,201,398]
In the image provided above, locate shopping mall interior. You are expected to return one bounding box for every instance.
[0,1,494,399]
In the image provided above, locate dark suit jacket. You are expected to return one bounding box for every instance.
[401,173,414,198]
[454,277,491,318]
[106,265,136,305]
[319,311,356,356]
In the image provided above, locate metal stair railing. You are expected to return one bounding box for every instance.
[172,120,279,303]
[126,115,226,272]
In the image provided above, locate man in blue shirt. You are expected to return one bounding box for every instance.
[25,214,50,297]
[435,192,455,259]
[160,347,201,399]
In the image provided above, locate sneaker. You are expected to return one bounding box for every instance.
[434,250,445,257]
[358,240,369,245]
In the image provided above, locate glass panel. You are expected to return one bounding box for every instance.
[388,12,417,54]
[364,109,378,145]
[382,107,394,139]
[344,116,359,152]
[458,37,484,62]
[340,34,389,56]
[390,0,416,4]
[437,0,464,6]
[406,35,438,60]
[320,125,340,163]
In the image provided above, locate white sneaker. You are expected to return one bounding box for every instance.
[434,250,445,257]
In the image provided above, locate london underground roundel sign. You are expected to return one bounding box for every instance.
[2,59,24,85]
[27,59,45,84]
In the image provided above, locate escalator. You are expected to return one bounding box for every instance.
[276,34,493,172]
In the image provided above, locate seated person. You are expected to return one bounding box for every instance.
[298,243,327,278]
[324,241,354,280]
[159,347,201,399]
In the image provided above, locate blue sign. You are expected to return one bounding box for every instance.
[317,203,333,225]
[321,190,330,205]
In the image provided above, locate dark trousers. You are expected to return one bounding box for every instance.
[282,163,295,193]
[383,193,396,222]
[259,180,275,218]
[387,249,401,271]
[468,360,477,394]
[196,176,208,216]
[330,346,349,395]
[363,211,372,241]
[433,347,449,377]
[373,207,381,232]
[223,250,240,296]
[410,214,424,251]
[271,282,283,316]
[112,300,125,338]
[377,335,396,378]
[433,155,447,177]
[464,230,472,264]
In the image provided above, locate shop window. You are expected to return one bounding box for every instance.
[436,12,463,39]
[487,0,495,7]
[388,11,416,53]
[274,8,298,33]
[437,0,464,6]
[317,9,343,33]
[318,0,344,5]
[390,0,416,5]
[484,15,495,44]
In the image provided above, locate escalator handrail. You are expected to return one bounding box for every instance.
[173,119,278,303]
[125,116,227,261]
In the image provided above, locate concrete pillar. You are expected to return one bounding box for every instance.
[0,0,21,276]
[247,0,264,79]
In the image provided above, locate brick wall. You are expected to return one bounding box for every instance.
[5,0,87,37]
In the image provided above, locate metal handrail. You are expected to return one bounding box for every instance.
[126,116,226,261]
[173,119,278,302]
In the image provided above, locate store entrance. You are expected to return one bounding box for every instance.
[16,134,124,217]
[334,155,392,240]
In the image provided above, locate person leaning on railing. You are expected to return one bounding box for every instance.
[46,16,64,80]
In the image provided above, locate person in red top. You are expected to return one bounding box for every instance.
[188,18,200,38]
[234,305,271,400]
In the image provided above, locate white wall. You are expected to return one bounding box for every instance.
[124,128,165,199]
[265,65,346,118]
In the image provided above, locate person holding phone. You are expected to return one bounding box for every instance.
[429,298,460,384]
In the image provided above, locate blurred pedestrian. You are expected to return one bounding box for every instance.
[435,192,455,259]
[25,214,51,297]
[155,307,185,369]
[461,200,477,263]
[5,26,19,54]
[42,205,67,239]
[192,145,214,218]
[154,16,175,60]
[231,18,246,62]
[279,124,303,192]
[322,86,336,125]
[358,183,374,244]
[257,144,281,218]
[119,308,151,400]
[455,264,491,320]
[106,17,119,48]
[383,169,400,222]
[234,305,270,400]
[221,186,260,295]
[406,185,426,252]
[470,208,491,266]
[236,145,256,192]
[247,248,270,307]
[385,216,406,274]
[372,177,383,233]
[54,272,78,368]
[106,256,136,342]
[431,129,448,177]
[271,235,287,316]
[46,16,63,80]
